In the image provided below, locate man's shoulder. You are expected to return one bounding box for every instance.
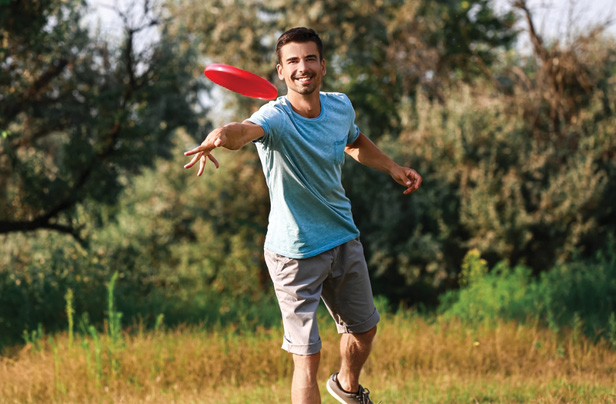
[321,92,354,117]
[321,91,351,105]
[251,96,289,121]
[259,96,288,112]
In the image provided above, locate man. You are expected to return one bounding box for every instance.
[184,27,421,404]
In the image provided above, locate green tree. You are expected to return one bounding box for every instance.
[168,0,518,303]
[170,0,517,137]
[0,0,205,242]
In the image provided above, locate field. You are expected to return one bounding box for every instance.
[2,308,615,404]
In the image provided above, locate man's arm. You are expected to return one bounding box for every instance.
[183,120,264,176]
[345,132,422,195]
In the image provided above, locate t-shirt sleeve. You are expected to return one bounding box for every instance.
[348,123,360,144]
[247,101,285,145]
[345,95,360,144]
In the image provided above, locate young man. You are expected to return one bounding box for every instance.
[184,27,421,404]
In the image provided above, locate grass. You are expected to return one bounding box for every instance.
[1,309,615,403]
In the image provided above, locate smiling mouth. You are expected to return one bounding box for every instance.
[294,75,313,84]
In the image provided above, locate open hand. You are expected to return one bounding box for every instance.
[183,134,224,176]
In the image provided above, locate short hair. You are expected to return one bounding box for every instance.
[275,27,323,64]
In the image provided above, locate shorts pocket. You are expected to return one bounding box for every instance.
[264,249,295,277]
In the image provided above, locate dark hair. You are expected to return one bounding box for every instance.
[275,27,323,64]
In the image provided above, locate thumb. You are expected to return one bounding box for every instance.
[214,138,222,147]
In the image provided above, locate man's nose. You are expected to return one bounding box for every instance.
[297,59,307,73]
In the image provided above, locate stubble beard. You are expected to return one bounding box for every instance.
[290,72,319,95]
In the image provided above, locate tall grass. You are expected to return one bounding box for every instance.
[0,276,615,403]
[1,311,615,403]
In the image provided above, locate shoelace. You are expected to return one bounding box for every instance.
[355,386,372,404]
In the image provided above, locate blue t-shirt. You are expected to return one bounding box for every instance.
[248,92,361,259]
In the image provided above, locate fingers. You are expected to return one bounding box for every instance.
[197,155,206,177]
[184,145,204,157]
[183,132,223,175]
[183,150,219,176]
[208,153,220,169]
[184,139,218,157]
[399,168,422,195]
[183,152,201,169]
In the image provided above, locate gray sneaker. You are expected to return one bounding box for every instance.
[326,373,374,404]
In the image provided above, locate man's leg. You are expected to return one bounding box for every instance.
[336,325,377,393]
[292,352,321,404]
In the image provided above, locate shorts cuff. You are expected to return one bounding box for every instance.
[281,336,322,355]
[336,307,380,334]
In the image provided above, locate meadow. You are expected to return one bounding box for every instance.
[1,289,615,404]
[3,2,616,401]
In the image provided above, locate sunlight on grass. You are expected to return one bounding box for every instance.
[1,308,615,403]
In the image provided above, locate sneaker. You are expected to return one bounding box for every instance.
[326,373,374,404]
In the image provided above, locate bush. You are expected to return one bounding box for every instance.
[440,245,616,340]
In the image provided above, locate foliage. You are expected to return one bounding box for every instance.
[0,233,280,349]
[169,0,517,137]
[440,247,616,341]
[0,135,276,348]
[0,0,205,241]
[349,41,616,303]
[1,0,615,348]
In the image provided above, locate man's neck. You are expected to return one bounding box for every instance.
[287,91,321,119]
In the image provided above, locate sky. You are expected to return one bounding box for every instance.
[84,0,616,126]
[87,0,616,48]
[493,0,616,50]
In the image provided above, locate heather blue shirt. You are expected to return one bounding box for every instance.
[248,92,360,258]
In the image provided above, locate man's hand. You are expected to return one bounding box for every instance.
[345,133,422,195]
[183,122,264,176]
[183,129,226,176]
[391,166,422,195]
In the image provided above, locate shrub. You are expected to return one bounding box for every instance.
[440,245,616,340]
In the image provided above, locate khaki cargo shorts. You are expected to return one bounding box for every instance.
[264,238,380,355]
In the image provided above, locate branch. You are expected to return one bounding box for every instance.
[10,120,67,148]
[513,0,549,64]
[0,219,87,247]
[1,58,69,127]
[2,1,160,240]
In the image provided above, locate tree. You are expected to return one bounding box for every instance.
[169,0,517,138]
[0,0,205,243]
[165,0,519,304]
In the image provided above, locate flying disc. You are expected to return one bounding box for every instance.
[204,63,277,100]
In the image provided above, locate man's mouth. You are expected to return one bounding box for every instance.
[294,75,313,84]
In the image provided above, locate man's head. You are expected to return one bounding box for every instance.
[275,27,326,97]
[275,27,323,64]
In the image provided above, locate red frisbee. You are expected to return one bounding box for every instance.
[204,63,277,100]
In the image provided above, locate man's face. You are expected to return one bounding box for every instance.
[276,41,326,96]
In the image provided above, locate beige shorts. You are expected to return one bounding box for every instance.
[264,238,380,355]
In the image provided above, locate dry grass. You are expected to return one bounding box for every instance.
[1,312,615,403]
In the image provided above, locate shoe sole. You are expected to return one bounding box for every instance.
[326,379,351,404]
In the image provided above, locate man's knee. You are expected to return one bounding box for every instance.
[357,325,377,342]
[293,352,321,371]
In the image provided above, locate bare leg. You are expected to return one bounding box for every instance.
[292,352,321,404]
[336,325,377,393]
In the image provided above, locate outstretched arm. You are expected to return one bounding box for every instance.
[183,121,264,176]
[345,132,422,195]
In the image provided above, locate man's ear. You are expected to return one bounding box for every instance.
[321,59,326,76]
[276,63,284,80]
